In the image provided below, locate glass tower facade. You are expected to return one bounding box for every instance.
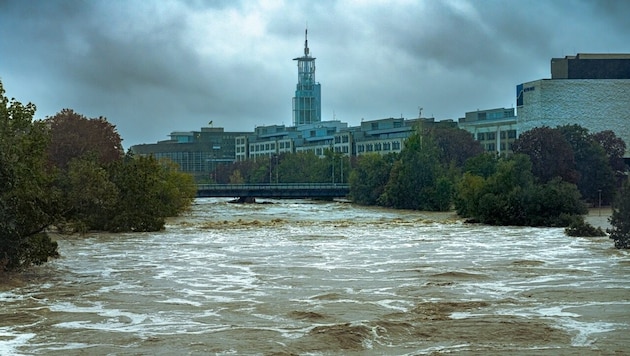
[292,29,321,126]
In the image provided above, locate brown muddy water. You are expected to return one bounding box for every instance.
[1,199,628,355]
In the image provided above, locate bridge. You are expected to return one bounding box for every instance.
[197,183,350,199]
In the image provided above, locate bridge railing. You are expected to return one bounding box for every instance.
[197,183,350,191]
[196,183,350,198]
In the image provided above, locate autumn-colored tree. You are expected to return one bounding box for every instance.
[512,126,579,184]
[46,109,124,170]
[557,125,616,205]
[431,126,484,168]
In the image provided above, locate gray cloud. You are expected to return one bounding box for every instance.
[1,0,628,147]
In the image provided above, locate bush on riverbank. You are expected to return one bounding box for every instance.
[0,81,196,271]
[608,179,630,249]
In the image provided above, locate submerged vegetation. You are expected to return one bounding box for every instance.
[2,77,629,271]
[1,81,196,271]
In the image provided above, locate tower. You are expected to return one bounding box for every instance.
[292,29,321,126]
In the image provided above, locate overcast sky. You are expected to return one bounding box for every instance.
[1,0,628,148]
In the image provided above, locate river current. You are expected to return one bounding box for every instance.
[1,198,628,355]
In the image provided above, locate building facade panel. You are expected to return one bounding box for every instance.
[517,79,630,156]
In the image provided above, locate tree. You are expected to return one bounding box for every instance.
[432,126,484,168]
[0,81,58,271]
[106,153,196,232]
[46,109,124,170]
[61,156,119,232]
[512,126,579,184]
[608,179,630,249]
[593,130,627,173]
[380,130,447,210]
[557,124,616,205]
[349,153,393,205]
[455,154,587,227]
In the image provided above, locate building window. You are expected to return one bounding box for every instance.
[477,133,485,141]
[371,123,378,130]
[342,135,349,143]
[358,144,364,153]
[508,130,517,139]
[392,141,401,150]
[487,132,496,140]
[500,131,507,139]
[487,143,495,151]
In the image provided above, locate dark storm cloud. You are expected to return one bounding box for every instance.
[1,0,628,147]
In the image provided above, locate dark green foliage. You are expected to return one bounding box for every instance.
[455,155,587,226]
[463,153,498,179]
[608,179,630,249]
[592,130,627,173]
[565,218,606,237]
[557,124,616,205]
[44,108,198,234]
[512,126,579,184]
[105,153,196,232]
[0,81,59,271]
[60,157,119,232]
[380,131,448,210]
[349,153,393,205]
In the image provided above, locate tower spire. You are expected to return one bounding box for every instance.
[304,28,309,56]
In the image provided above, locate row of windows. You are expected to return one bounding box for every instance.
[334,135,350,144]
[485,143,515,152]
[357,141,401,153]
[477,130,517,141]
[250,143,277,152]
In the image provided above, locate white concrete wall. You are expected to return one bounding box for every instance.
[517,79,630,156]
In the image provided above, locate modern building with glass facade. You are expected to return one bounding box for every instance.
[292,29,321,126]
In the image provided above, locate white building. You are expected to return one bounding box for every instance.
[516,54,630,157]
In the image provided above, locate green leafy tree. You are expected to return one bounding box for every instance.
[62,156,119,232]
[106,153,196,232]
[463,152,498,179]
[349,153,394,205]
[454,172,486,218]
[608,179,630,249]
[455,154,586,226]
[0,81,58,271]
[277,152,326,183]
[380,130,446,210]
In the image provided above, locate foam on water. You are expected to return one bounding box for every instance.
[2,199,628,354]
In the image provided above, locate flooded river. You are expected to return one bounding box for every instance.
[1,199,628,355]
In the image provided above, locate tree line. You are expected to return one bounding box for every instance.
[192,114,630,250]
[3,78,629,271]
[1,82,196,272]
